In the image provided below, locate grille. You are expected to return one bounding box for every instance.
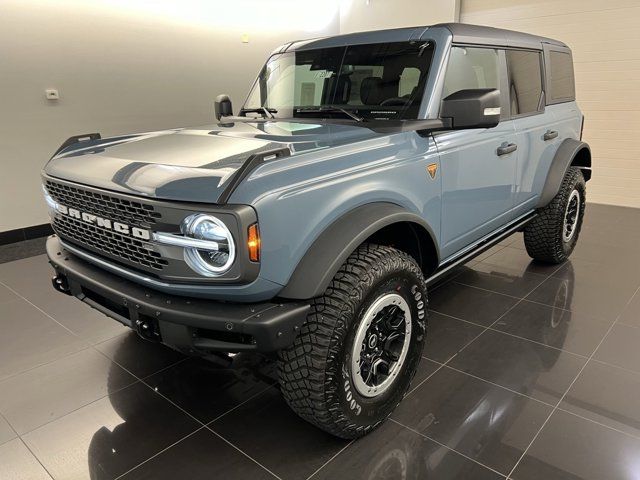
[53,215,169,271]
[45,180,167,271]
[45,180,161,227]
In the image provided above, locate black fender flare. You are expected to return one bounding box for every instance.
[278,202,438,300]
[537,139,591,208]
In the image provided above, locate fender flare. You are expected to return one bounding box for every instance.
[278,202,438,300]
[537,139,591,208]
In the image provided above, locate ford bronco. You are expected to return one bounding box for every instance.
[43,23,591,438]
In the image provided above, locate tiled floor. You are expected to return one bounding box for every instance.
[0,203,639,479]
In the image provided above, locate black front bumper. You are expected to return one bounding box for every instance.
[46,236,310,353]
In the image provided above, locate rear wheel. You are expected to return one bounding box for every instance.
[524,166,586,263]
[277,244,427,438]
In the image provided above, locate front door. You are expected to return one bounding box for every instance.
[435,46,517,260]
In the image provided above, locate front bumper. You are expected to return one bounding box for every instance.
[46,236,310,352]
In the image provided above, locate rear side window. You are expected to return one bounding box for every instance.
[548,50,575,103]
[442,46,500,97]
[506,50,544,116]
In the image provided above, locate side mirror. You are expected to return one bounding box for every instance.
[214,94,233,120]
[441,88,501,129]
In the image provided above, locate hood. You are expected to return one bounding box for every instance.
[44,120,380,203]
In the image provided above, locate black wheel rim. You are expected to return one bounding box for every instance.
[351,293,411,398]
[563,189,581,243]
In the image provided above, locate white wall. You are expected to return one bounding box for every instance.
[460,0,640,208]
[0,0,340,231]
[340,0,459,33]
[0,0,460,233]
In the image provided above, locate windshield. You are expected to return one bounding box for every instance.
[243,41,434,121]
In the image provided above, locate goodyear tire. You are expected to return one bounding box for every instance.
[277,244,428,439]
[524,166,586,264]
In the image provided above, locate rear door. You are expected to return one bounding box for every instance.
[507,48,561,214]
[435,46,518,259]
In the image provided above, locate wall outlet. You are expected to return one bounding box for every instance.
[241,33,249,44]
[45,89,59,100]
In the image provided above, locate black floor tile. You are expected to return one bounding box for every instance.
[315,420,504,480]
[120,428,276,480]
[552,256,640,290]
[618,290,640,328]
[0,299,87,381]
[526,271,635,321]
[429,282,519,326]
[561,360,640,438]
[0,255,129,344]
[22,381,200,480]
[0,348,136,434]
[448,329,586,404]
[0,237,46,264]
[481,246,560,276]
[0,284,18,304]
[503,232,525,250]
[211,387,348,480]
[424,311,484,362]
[0,415,16,446]
[493,300,613,356]
[412,357,442,387]
[392,367,551,475]
[585,203,640,228]
[593,324,640,373]
[474,244,507,263]
[95,332,186,379]
[454,263,549,298]
[572,240,640,268]
[512,409,640,480]
[145,355,275,424]
[0,438,52,480]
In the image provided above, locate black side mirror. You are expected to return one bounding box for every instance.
[214,94,233,120]
[441,88,501,129]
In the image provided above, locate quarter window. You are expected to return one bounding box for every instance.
[548,50,575,102]
[506,50,544,116]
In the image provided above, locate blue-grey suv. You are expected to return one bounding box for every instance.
[43,23,591,438]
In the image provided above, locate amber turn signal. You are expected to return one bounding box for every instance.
[247,223,260,262]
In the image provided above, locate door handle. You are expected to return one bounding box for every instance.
[497,142,517,156]
[543,130,559,141]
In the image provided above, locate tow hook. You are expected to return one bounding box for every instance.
[135,316,161,341]
[51,274,71,295]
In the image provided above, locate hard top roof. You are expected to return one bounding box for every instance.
[277,23,568,54]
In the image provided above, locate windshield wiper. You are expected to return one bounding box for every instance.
[297,106,364,122]
[240,107,277,119]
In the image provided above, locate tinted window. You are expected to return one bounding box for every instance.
[549,50,575,102]
[506,50,543,115]
[244,41,434,120]
[443,46,500,97]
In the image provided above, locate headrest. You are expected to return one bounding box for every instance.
[360,77,383,105]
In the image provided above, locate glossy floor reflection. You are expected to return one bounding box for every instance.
[0,203,639,479]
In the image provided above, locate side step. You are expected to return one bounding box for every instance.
[426,212,536,286]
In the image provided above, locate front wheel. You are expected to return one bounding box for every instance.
[277,244,428,439]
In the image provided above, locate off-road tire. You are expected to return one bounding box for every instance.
[277,244,428,439]
[524,166,586,263]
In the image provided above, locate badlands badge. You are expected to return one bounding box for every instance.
[427,163,438,179]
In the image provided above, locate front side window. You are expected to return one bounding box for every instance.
[506,50,544,116]
[243,41,434,121]
[442,46,500,97]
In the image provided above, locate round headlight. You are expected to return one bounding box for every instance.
[182,214,236,276]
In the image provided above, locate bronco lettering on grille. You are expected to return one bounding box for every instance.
[55,203,151,240]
